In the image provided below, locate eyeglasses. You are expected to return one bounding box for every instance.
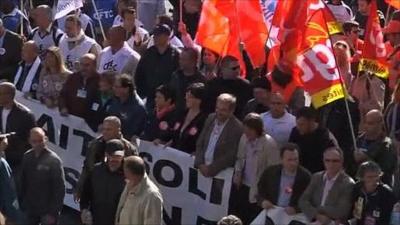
[324,159,341,163]
[335,43,348,49]
[229,66,240,71]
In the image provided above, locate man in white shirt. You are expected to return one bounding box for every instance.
[194,93,243,177]
[98,26,140,76]
[59,15,101,72]
[28,5,64,55]
[261,92,296,147]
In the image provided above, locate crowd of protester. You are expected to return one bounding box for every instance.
[0,0,400,224]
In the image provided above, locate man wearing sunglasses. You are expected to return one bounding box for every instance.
[204,55,252,119]
[299,147,355,225]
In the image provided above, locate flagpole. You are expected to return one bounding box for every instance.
[385,5,392,26]
[179,0,183,22]
[322,1,358,152]
[90,0,106,41]
[20,0,24,36]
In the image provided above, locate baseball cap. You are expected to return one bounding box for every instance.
[105,139,125,157]
[152,24,172,36]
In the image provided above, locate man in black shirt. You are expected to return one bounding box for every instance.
[204,56,252,118]
[135,24,180,112]
[289,107,336,173]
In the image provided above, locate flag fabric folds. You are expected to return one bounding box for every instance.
[359,0,389,79]
[386,0,400,9]
[195,0,268,68]
[55,0,83,20]
[277,0,345,108]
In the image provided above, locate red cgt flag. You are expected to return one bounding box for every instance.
[277,0,345,108]
[386,0,400,9]
[359,0,389,78]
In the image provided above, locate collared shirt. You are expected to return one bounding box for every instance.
[321,172,340,206]
[1,109,10,133]
[277,170,296,207]
[204,119,228,165]
[243,138,259,186]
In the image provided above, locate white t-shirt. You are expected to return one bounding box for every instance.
[261,111,296,147]
[98,42,141,74]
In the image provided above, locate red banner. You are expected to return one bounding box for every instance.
[359,0,389,78]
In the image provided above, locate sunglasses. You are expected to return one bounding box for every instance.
[229,65,240,71]
[335,43,348,49]
[324,159,341,163]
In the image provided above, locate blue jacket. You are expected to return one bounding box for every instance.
[0,158,24,223]
[107,94,147,139]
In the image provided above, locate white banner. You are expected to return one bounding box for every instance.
[55,0,83,20]
[139,141,233,225]
[15,92,233,224]
[15,92,96,210]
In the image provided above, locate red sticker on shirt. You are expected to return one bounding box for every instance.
[159,121,169,131]
[189,127,198,136]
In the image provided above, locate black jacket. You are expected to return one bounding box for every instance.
[168,69,205,114]
[86,92,113,132]
[172,111,207,154]
[349,182,396,225]
[80,163,125,225]
[19,148,65,216]
[257,164,311,212]
[204,77,253,118]
[0,30,23,81]
[1,102,36,170]
[135,45,179,109]
[145,107,179,142]
[289,126,335,173]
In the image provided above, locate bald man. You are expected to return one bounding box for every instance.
[0,82,36,171]
[19,127,65,225]
[354,109,398,186]
[14,41,42,98]
[98,26,140,76]
[261,92,296,147]
[59,53,100,118]
[28,5,64,55]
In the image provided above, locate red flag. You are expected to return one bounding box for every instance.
[236,0,268,67]
[277,0,345,108]
[195,0,230,56]
[359,0,388,78]
[386,0,400,9]
[196,0,269,70]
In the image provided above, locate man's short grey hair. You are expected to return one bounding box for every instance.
[217,93,237,111]
[103,116,121,128]
[217,215,242,225]
[0,18,3,28]
[36,5,53,21]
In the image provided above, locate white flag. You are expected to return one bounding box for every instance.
[54,0,83,20]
